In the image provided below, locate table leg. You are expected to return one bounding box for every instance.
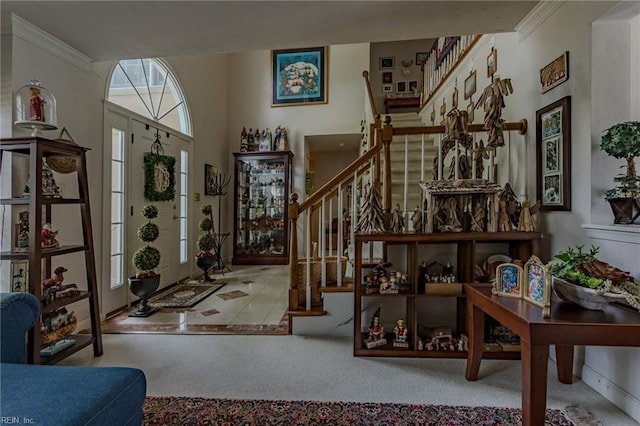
[521,339,549,426]
[465,300,484,381]
[555,344,574,384]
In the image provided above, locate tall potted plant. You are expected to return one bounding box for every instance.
[128,204,161,317]
[196,204,217,282]
[600,121,640,224]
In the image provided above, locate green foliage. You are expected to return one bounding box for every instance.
[144,153,176,202]
[201,204,212,215]
[199,217,213,232]
[133,245,161,273]
[138,222,159,243]
[547,244,603,289]
[197,233,215,252]
[132,204,160,274]
[141,204,159,219]
[600,121,640,159]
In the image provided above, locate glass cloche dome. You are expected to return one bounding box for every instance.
[14,79,58,136]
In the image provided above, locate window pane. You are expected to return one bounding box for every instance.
[111,162,123,191]
[111,194,123,222]
[110,254,123,289]
[112,129,124,160]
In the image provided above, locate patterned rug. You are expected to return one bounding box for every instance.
[148,281,226,308]
[143,396,578,425]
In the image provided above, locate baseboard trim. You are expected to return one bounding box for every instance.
[581,363,640,423]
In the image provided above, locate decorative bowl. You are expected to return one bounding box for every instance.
[551,277,626,310]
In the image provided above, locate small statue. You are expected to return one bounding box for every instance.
[41,161,62,197]
[247,128,254,151]
[498,200,511,232]
[16,211,30,250]
[518,200,534,232]
[41,223,60,248]
[367,305,385,343]
[410,205,424,232]
[390,203,405,233]
[393,318,408,347]
[29,86,45,122]
[240,127,248,152]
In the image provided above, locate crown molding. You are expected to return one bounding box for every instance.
[515,1,566,41]
[9,13,92,72]
[582,223,640,245]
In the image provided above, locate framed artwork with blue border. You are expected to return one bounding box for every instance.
[493,263,523,298]
[524,255,551,317]
[271,46,328,107]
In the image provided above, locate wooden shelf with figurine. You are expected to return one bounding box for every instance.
[1,136,103,365]
[353,231,540,360]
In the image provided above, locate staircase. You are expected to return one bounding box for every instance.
[386,112,438,226]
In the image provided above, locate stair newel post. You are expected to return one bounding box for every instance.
[288,193,300,311]
[382,115,394,229]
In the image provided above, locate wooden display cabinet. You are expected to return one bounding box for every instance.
[353,231,541,359]
[232,151,293,265]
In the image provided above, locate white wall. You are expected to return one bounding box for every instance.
[226,44,370,237]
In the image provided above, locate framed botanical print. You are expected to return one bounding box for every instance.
[271,46,328,107]
[464,70,477,100]
[536,96,571,211]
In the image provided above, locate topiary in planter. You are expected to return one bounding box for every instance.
[197,204,216,258]
[133,204,161,278]
[601,121,640,200]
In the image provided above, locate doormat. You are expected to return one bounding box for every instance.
[148,281,226,308]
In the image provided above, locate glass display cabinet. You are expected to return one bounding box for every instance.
[232,151,293,265]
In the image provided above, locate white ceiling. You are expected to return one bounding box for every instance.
[1,1,539,62]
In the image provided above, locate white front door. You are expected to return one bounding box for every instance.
[102,106,192,316]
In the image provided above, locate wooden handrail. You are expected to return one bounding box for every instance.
[299,142,382,212]
[362,70,378,118]
[388,119,528,136]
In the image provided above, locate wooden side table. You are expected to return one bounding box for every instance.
[384,97,420,114]
[464,284,640,426]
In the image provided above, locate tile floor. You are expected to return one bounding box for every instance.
[101,265,290,335]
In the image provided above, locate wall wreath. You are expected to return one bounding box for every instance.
[144,153,176,201]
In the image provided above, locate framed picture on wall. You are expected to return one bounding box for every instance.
[271,46,328,107]
[466,101,475,122]
[379,57,395,70]
[487,49,497,77]
[464,70,476,99]
[382,72,393,84]
[415,52,428,66]
[540,51,569,93]
[396,81,407,94]
[11,260,28,292]
[205,163,218,196]
[382,84,393,93]
[408,80,418,94]
[536,96,571,211]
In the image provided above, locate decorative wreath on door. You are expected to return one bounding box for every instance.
[144,153,176,201]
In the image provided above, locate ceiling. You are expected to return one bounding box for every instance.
[1,1,539,62]
[1,1,539,154]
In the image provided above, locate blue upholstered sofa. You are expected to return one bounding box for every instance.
[0,292,147,425]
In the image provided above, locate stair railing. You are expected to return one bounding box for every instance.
[288,116,391,311]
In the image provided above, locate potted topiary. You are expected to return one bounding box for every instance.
[600,121,640,224]
[128,204,161,317]
[196,204,217,282]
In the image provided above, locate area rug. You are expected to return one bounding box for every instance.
[148,281,226,308]
[143,396,578,425]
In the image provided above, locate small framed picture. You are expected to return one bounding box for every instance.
[524,255,551,317]
[466,101,475,123]
[379,57,395,70]
[415,52,428,66]
[271,46,328,107]
[493,263,523,298]
[464,70,477,100]
[11,260,29,292]
[382,72,393,84]
[382,84,392,93]
[204,164,218,196]
[396,81,407,94]
[540,51,569,93]
[408,80,418,94]
[487,49,497,77]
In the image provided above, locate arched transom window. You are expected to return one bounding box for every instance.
[107,58,191,136]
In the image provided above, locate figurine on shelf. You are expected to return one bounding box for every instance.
[393,318,409,348]
[240,127,248,152]
[42,266,79,303]
[498,200,511,232]
[41,161,62,197]
[365,304,387,349]
[390,203,405,233]
[518,200,535,232]
[29,86,45,122]
[41,223,60,248]
[15,211,29,251]
[247,128,255,151]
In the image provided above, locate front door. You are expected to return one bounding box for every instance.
[102,105,191,316]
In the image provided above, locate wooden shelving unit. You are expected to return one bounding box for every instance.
[0,137,103,364]
[353,231,541,359]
